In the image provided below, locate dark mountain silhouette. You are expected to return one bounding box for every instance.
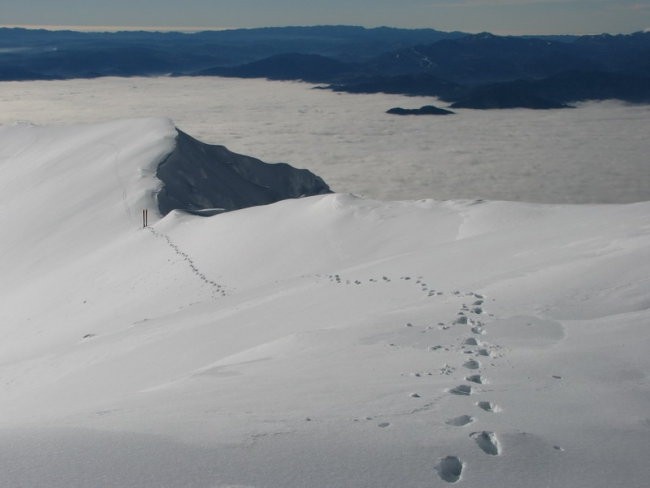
[0,25,462,78]
[0,66,55,80]
[327,73,467,100]
[364,33,596,84]
[572,32,650,74]
[196,53,357,82]
[330,31,650,108]
[531,70,650,103]
[450,81,571,109]
[2,26,649,109]
[451,71,650,109]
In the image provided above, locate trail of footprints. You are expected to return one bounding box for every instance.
[322,273,445,298]
[437,293,504,481]
[143,246,505,479]
[324,272,504,483]
[434,293,504,482]
[147,227,228,299]
[144,248,504,480]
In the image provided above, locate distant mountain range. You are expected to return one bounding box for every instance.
[1,26,649,108]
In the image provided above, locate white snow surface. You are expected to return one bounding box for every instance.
[0,118,649,487]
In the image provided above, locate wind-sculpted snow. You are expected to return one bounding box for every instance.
[156,129,331,216]
[0,120,649,487]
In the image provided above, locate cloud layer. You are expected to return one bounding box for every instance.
[0,76,648,204]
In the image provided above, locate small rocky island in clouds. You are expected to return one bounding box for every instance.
[386,105,455,115]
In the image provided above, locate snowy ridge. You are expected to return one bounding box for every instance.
[146,225,228,298]
[0,119,649,487]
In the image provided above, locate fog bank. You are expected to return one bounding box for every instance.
[1,77,648,203]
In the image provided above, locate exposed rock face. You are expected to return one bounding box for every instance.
[386,105,455,115]
[156,129,332,216]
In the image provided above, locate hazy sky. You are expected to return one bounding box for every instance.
[1,0,649,35]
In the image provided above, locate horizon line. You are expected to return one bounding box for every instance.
[0,23,645,37]
[0,24,233,33]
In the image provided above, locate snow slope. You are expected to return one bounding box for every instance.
[0,118,649,487]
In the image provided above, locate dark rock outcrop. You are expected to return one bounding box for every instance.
[387,105,454,115]
[156,130,332,216]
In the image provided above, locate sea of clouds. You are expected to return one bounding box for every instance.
[1,76,648,204]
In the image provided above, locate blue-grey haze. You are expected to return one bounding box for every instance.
[1,0,649,34]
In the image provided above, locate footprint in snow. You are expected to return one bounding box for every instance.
[436,456,464,483]
[470,431,501,455]
[463,359,480,370]
[445,415,475,427]
[476,401,500,413]
[449,385,472,396]
[465,374,486,384]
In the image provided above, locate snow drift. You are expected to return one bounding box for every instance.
[0,118,648,488]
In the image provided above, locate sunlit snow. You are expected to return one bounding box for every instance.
[0,80,649,487]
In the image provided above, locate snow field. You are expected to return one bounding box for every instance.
[0,119,648,487]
